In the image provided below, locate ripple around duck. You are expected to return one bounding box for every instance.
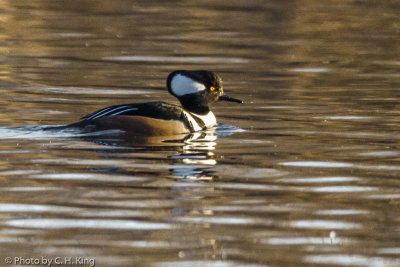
[0,126,123,140]
[0,123,241,144]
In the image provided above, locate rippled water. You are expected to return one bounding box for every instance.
[1,1,400,266]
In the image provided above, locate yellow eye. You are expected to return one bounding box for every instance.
[210,86,215,91]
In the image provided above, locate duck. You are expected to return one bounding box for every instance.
[67,70,242,136]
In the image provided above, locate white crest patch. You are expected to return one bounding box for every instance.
[171,73,206,96]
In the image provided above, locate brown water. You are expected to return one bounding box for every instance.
[1,1,400,266]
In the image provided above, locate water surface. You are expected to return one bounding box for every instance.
[1,1,400,266]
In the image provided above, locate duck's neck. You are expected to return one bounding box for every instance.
[179,94,211,115]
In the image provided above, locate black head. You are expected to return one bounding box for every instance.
[166,70,242,114]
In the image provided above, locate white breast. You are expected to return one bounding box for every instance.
[192,112,217,127]
[183,111,216,131]
[171,74,206,96]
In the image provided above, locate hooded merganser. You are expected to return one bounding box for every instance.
[67,70,243,135]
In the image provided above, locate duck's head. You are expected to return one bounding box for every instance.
[166,70,242,114]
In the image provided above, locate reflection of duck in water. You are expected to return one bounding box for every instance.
[169,129,218,180]
[66,124,239,181]
[66,70,242,136]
